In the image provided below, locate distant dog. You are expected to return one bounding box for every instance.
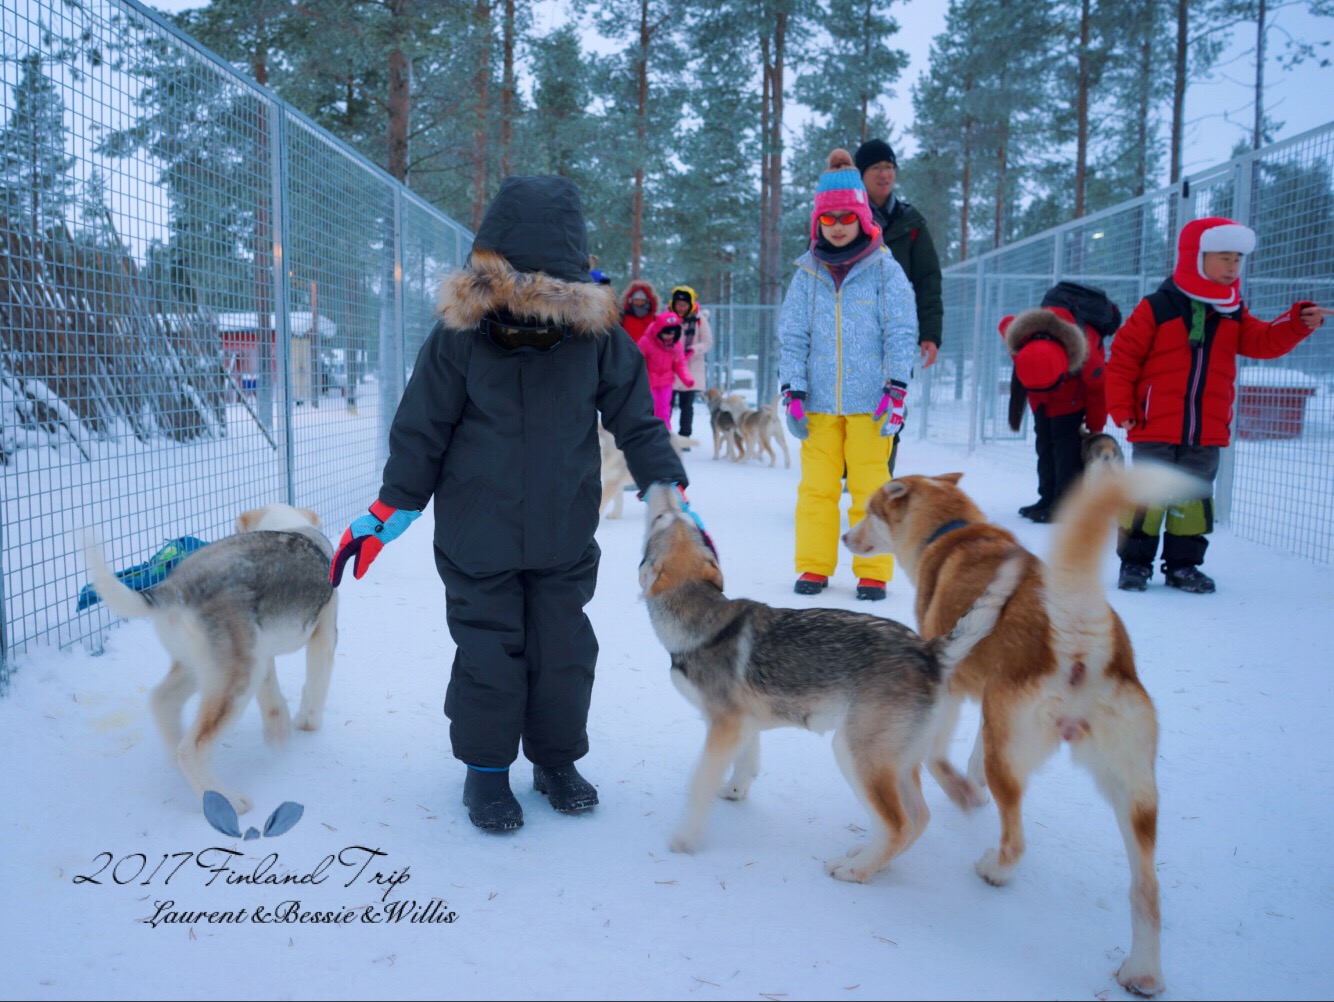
[843,465,1206,996]
[736,392,790,469]
[599,424,696,519]
[1081,430,1125,477]
[84,504,337,814]
[638,483,1022,882]
[704,388,745,462]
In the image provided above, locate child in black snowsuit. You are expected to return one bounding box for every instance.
[331,176,691,831]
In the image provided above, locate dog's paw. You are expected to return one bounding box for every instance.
[293,707,323,732]
[220,789,253,816]
[824,854,872,883]
[717,781,750,801]
[669,829,703,854]
[264,705,292,746]
[975,848,1014,886]
[1116,958,1164,997]
[943,774,988,812]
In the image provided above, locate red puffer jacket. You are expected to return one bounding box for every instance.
[999,306,1107,431]
[1106,279,1314,446]
[619,280,660,343]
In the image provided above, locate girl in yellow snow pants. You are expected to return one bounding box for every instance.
[796,412,895,583]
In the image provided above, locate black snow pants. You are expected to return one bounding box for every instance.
[435,539,600,769]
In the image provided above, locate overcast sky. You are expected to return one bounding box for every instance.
[144,0,1333,184]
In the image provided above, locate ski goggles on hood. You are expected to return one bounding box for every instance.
[817,211,860,227]
[480,315,569,354]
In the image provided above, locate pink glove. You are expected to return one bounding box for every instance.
[874,381,908,438]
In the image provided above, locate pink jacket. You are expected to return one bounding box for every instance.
[638,312,695,392]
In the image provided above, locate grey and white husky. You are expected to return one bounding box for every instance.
[638,484,1023,882]
[84,504,337,814]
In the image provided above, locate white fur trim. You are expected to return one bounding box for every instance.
[1199,223,1256,254]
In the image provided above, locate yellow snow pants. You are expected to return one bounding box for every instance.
[795,413,895,581]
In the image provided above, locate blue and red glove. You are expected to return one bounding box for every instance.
[330,500,421,586]
[874,381,908,438]
[782,386,809,440]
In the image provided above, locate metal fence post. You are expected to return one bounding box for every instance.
[1214,154,1255,527]
[967,257,987,453]
[269,99,295,505]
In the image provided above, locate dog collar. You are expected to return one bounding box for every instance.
[924,519,969,550]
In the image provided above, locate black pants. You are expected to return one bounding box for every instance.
[673,389,698,437]
[435,541,600,769]
[1117,442,1220,569]
[1033,409,1086,510]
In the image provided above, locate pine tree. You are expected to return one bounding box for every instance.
[0,53,76,240]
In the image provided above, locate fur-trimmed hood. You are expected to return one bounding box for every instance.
[436,247,620,337]
[1002,307,1087,371]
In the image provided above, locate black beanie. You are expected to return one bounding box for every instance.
[854,139,897,174]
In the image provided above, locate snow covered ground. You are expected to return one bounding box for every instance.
[2,432,1332,1001]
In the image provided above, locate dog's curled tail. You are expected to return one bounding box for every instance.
[82,531,155,620]
[1047,461,1210,602]
[927,547,1027,679]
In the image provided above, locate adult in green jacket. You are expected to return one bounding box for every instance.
[854,139,943,370]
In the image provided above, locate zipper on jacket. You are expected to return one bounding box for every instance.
[834,287,844,414]
[1186,342,1205,444]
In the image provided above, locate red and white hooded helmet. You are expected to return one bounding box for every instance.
[1173,216,1256,312]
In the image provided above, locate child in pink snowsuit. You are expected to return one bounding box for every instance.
[638,311,695,427]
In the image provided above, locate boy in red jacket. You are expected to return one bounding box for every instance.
[1000,281,1116,523]
[1106,216,1327,593]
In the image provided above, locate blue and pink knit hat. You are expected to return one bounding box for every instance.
[810,148,879,242]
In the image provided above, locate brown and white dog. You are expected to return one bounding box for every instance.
[843,465,1205,997]
[599,424,697,518]
[735,392,791,469]
[639,483,1022,882]
[84,505,337,814]
[704,388,745,462]
[1081,429,1126,477]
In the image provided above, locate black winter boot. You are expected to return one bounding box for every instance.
[1017,501,1047,519]
[1163,565,1215,594]
[532,764,599,813]
[1118,563,1152,591]
[463,767,524,832]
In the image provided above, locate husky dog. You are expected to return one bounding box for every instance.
[599,425,696,519]
[736,392,791,469]
[638,483,1022,883]
[1081,430,1126,477]
[843,464,1206,997]
[704,388,745,462]
[84,504,338,814]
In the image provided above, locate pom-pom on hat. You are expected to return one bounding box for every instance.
[1173,216,1256,311]
[811,148,880,242]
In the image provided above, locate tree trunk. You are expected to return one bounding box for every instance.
[759,33,772,295]
[470,0,492,229]
[760,13,786,309]
[858,0,873,145]
[630,0,649,280]
[386,0,413,186]
[501,0,514,178]
[1134,0,1153,197]
[959,108,972,261]
[994,121,1007,249]
[1253,0,1267,149]
[1170,0,1187,183]
[1074,0,1090,218]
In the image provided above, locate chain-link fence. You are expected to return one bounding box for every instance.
[707,123,1334,565]
[1,0,471,661]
